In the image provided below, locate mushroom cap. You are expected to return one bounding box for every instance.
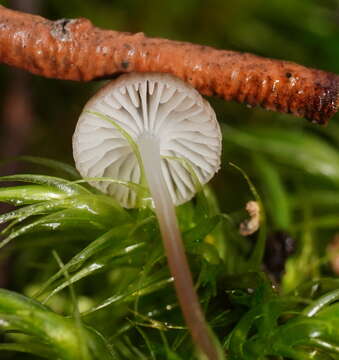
[73,72,221,208]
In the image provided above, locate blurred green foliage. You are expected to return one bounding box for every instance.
[0,0,338,359]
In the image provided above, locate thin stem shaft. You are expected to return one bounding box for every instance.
[138,134,219,360]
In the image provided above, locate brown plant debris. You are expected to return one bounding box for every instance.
[239,201,261,236]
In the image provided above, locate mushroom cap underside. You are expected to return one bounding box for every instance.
[73,72,222,208]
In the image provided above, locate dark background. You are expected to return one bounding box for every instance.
[0,0,338,292]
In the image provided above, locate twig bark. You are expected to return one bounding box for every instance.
[0,5,338,124]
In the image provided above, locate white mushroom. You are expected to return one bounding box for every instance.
[73,72,222,359]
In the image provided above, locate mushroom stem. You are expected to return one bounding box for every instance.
[137,133,219,360]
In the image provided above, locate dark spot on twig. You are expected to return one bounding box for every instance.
[121,61,129,69]
[51,18,75,42]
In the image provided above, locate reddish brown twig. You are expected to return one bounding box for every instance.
[0,6,338,124]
